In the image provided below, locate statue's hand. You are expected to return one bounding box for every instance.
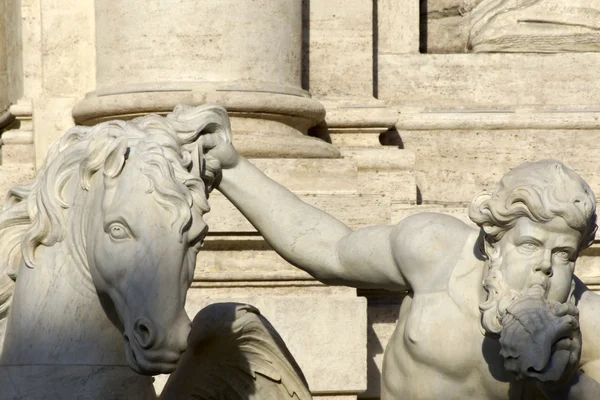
[499,290,581,384]
[198,132,240,187]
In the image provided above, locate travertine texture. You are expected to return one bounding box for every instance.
[185,296,367,394]
[0,0,23,112]
[422,0,600,53]
[380,53,600,110]
[95,0,302,93]
[378,0,420,54]
[0,0,7,114]
[469,0,600,53]
[0,106,312,400]
[2,2,600,399]
[307,0,373,99]
[203,135,600,398]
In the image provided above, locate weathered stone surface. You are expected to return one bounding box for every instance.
[1,144,35,165]
[95,0,302,92]
[380,53,600,110]
[40,0,95,98]
[185,295,368,394]
[396,128,600,204]
[0,164,35,204]
[33,97,78,167]
[206,192,392,232]
[0,105,314,400]
[378,0,420,54]
[0,0,7,113]
[469,0,600,53]
[308,0,373,99]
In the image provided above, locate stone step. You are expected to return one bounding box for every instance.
[205,192,393,233]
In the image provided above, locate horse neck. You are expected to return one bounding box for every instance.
[0,239,128,367]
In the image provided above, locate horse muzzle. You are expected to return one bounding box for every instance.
[124,316,191,375]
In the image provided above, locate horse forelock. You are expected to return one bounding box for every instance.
[0,106,223,320]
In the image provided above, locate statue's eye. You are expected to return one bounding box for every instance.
[520,242,538,251]
[554,250,571,261]
[109,223,131,240]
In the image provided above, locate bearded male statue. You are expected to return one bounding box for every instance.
[199,130,600,399]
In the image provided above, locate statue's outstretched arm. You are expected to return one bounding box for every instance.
[217,155,409,291]
[159,303,312,400]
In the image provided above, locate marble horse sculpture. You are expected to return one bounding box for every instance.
[0,105,311,400]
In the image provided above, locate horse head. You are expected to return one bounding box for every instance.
[0,104,231,376]
[85,134,208,375]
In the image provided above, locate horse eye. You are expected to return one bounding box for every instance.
[109,223,130,240]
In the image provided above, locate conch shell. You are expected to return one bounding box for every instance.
[499,285,579,382]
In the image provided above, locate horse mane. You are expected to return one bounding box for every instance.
[0,104,230,341]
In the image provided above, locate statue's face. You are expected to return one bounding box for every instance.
[85,154,201,375]
[494,217,581,303]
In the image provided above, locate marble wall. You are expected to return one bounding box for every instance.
[1,0,600,398]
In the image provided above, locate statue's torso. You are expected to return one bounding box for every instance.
[381,233,539,400]
[382,291,537,400]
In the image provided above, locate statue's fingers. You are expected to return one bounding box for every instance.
[204,157,222,174]
[553,317,578,341]
[552,302,569,317]
[553,338,574,353]
[202,169,215,181]
[565,302,579,317]
[199,133,223,150]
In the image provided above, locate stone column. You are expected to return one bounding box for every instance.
[73,0,335,158]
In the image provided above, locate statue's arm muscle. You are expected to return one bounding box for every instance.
[390,212,473,293]
[219,158,413,290]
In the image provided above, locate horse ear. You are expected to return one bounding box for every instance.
[104,137,128,178]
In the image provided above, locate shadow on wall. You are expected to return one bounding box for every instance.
[358,290,405,399]
[160,302,312,400]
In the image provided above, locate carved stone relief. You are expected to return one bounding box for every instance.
[422,0,600,53]
[0,105,310,399]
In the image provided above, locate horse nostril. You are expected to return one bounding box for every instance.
[133,318,155,350]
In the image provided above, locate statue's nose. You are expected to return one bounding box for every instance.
[534,251,553,276]
[133,317,156,350]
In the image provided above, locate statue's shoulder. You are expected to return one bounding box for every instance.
[394,212,475,248]
[392,213,478,291]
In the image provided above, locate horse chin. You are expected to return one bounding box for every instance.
[124,335,181,376]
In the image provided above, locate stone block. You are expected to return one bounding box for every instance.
[195,249,313,282]
[184,294,368,394]
[308,0,373,98]
[378,0,420,54]
[331,133,384,148]
[251,158,357,194]
[33,97,77,168]
[21,0,43,98]
[396,128,600,204]
[41,0,95,97]
[361,297,402,398]
[342,148,416,202]
[0,0,7,112]
[3,0,24,103]
[380,53,600,110]
[205,192,392,232]
[0,164,35,205]
[1,144,35,165]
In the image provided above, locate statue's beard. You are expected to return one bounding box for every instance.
[479,252,575,335]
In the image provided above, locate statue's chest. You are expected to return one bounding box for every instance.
[402,292,483,373]
[394,293,532,399]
